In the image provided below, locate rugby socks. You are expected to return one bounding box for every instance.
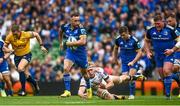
[63,73,71,91]
[19,72,26,92]
[129,81,135,96]
[85,78,91,89]
[26,75,37,88]
[0,82,5,90]
[163,76,172,97]
[6,89,13,96]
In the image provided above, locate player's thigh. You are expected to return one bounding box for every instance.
[0,73,3,81]
[18,59,29,71]
[163,55,174,75]
[2,72,11,82]
[163,62,173,76]
[64,59,74,72]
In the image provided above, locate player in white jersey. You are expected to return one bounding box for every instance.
[78,65,146,99]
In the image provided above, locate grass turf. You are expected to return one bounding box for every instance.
[0,96,180,106]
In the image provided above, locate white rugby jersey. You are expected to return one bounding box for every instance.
[80,67,109,90]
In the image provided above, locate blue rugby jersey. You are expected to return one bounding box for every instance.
[0,40,4,58]
[146,25,177,54]
[61,23,87,54]
[115,35,141,64]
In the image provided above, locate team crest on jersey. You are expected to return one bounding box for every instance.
[153,32,157,35]
[120,42,123,45]
[163,30,168,36]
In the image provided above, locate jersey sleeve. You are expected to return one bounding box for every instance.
[115,35,120,46]
[99,68,109,81]
[5,34,11,44]
[146,29,151,39]
[25,31,32,38]
[175,28,180,36]
[79,77,86,87]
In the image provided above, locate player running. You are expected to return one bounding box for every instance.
[113,26,143,99]
[166,13,180,98]
[4,25,48,96]
[144,13,179,99]
[59,13,92,98]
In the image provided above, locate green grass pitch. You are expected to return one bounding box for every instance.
[0,96,180,106]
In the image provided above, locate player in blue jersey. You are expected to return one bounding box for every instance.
[166,13,180,98]
[59,13,92,98]
[144,14,178,99]
[113,26,143,99]
[0,39,13,96]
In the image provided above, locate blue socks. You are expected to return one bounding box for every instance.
[163,76,172,97]
[26,75,37,88]
[129,81,135,96]
[19,72,26,92]
[0,82,5,90]
[63,73,71,91]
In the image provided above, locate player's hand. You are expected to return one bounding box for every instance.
[66,41,73,46]
[164,49,174,56]
[79,93,87,99]
[128,61,134,66]
[40,46,48,54]
[147,52,152,59]
[0,58,3,64]
[98,83,106,89]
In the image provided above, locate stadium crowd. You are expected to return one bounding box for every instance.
[0,0,180,82]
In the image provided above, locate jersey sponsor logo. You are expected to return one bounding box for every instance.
[163,31,168,36]
[153,32,157,35]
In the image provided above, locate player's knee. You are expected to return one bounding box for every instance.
[173,65,180,72]
[17,66,25,72]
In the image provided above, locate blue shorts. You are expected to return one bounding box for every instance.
[121,62,139,73]
[14,52,32,68]
[174,51,180,66]
[154,54,174,68]
[65,51,88,69]
[0,60,9,74]
[174,51,180,59]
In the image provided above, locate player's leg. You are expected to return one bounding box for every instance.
[60,59,74,97]
[16,58,29,96]
[97,88,114,100]
[128,68,137,100]
[2,72,13,96]
[163,56,174,99]
[76,55,92,99]
[25,65,39,95]
[0,73,6,97]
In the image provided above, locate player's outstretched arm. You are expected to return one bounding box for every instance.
[30,32,48,53]
[59,29,64,50]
